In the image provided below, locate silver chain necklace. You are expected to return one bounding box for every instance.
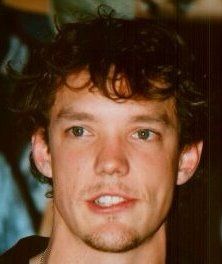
[39,246,50,264]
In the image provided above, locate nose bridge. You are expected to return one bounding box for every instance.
[94,135,129,177]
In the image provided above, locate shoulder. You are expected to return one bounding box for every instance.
[0,236,49,264]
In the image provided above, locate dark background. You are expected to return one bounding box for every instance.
[167,20,222,263]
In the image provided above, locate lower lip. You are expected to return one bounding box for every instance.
[87,199,137,214]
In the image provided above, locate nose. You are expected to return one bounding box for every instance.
[94,137,129,177]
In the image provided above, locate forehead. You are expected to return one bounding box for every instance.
[50,72,178,129]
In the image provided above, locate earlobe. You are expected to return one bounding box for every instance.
[177,141,203,185]
[31,129,52,179]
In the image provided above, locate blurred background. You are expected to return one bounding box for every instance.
[0,0,221,263]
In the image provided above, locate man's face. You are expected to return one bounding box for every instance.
[34,73,184,252]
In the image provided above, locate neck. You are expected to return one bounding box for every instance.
[46,215,166,264]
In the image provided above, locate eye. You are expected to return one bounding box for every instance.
[132,129,157,141]
[69,126,88,137]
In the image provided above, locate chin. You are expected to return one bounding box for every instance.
[82,224,144,253]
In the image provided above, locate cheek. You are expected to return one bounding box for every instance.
[137,147,177,177]
[50,147,78,189]
[50,144,94,196]
[132,147,178,200]
[51,141,86,172]
[138,158,176,223]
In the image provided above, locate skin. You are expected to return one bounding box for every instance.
[31,72,203,264]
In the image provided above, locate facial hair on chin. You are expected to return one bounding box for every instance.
[83,228,144,253]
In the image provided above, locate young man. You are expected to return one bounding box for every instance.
[1,15,206,263]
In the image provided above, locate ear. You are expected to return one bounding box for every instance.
[177,141,203,185]
[31,128,52,179]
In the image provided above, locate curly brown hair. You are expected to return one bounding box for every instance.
[11,15,207,185]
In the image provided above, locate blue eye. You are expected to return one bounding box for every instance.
[71,126,84,137]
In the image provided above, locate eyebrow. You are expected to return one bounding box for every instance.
[56,108,172,127]
[130,113,171,126]
[55,108,96,122]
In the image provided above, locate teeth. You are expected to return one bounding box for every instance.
[94,195,126,207]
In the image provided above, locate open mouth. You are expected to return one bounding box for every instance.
[94,195,127,207]
[87,194,136,213]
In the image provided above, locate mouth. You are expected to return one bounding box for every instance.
[87,194,137,213]
[94,195,127,207]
